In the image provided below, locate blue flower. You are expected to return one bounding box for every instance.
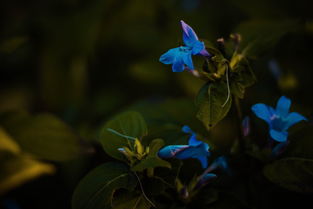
[251,96,307,142]
[158,125,210,168]
[159,20,210,72]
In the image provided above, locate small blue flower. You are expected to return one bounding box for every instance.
[159,20,210,72]
[158,125,210,168]
[195,173,217,189]
[251,96,307,142]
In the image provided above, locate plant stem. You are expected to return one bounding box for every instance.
[234,96,244,152]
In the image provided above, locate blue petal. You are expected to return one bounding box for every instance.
[269,129,288,142]
[159,48,179,64]
[197,155,209,168]
[172,56,185,72]
[175,147,199,159]
[180,20,199,47]
[176,143,208,157]
[158,145,189,158]
[176,143,210,168]
[201,173,217,181]
[251,103,275,124]
[188,134,202,146]
[191,40,205,55]
[182,125,193,134]
[182,53,194,69]
[285,112,307,129]
[276,96,291,117]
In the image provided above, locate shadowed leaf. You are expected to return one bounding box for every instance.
[196,81,232,129]
[0,111,83,162]
[263,157,313,193]
[0,152,55,195]
[72,162,137,209]
[99,111,148,161]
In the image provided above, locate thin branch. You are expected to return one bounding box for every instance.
[133,172,156,208]
[222,67,231,107]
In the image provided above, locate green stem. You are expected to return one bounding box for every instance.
[234,97,244,152]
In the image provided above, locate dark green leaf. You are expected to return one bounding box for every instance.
[235,19,297,57]
[230,59,256,99]
[0,111,82,162]
[99,111,148,161]
[132,157,171,172]
[72,162,137,209]
[263,157,313,193]
[147,138,165,156]
[114,194,151,209]
[196,81,232,129]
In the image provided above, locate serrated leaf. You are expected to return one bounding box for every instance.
[0,152,55,195]
[0,111,83,162]
[72,162,137,209]
[263,157,313,193]
[99,111,148,161]
[132,138,171,172]
[196,81,232,129]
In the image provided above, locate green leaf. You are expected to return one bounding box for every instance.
[0,111,83,162]
[113,193,151,209]
[72,162,137,209]
[0,151,55,195]
[196,81,232,129]
[263,157,313,193]
[147,138,165,156]
[99,111,148,161]
[132,138,171,172]
[132,157,171,172]
[230,59,256,99]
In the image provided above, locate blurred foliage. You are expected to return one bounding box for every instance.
[1,0,313,208]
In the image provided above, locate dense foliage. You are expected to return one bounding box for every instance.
[1,0,313,209]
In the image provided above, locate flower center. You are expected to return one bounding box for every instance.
[271,115,288,131]
[179,46,191,52]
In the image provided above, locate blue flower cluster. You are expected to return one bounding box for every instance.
[159,20,210,72]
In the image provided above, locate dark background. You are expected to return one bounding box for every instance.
[1,0,313,208]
